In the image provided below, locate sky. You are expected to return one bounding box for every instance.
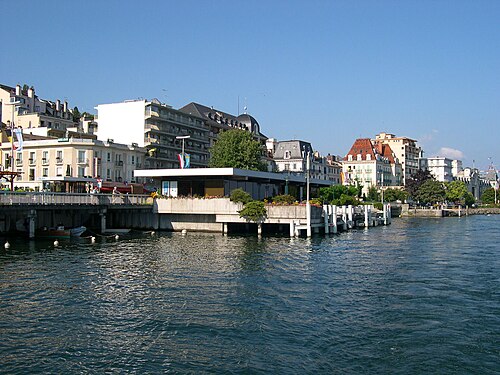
[2,0,499,171]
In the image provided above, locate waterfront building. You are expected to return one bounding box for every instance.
[455,167,492,200]
[0,129,146,192]
[179,102,268,149]
[373,132,421,184]
[342,138,402,196]
[421,156,454,182]
[269,139,339,182]
[95,99,210,169]
[0,83,75,132]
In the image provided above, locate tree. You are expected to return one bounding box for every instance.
[209,129,266,171]
[319,184,360,205]
[72,106,81,123]
[383,188,408,203]
[239,201,267,223]
[230,188,252,204]
[445,180,469,204]
[405,169,434,199]
[367,186,380,202]
[415,180,446,204]
[464,192,475,206]
[481,188,497,204]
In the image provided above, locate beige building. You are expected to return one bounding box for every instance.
[0,131,147,192]
[373,132,421,184]
[0,83,75,132]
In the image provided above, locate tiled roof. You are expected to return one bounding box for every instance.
[344,138,376,161]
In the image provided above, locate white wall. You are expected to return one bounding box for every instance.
[96,100,146,147]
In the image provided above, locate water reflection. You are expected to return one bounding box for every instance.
[0,216,499,374]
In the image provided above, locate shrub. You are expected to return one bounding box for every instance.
[239,201,267,223]
[230,188,252,204]
[272,194,296,205]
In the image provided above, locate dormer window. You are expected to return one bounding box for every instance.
[357,154,362,161]
[348,155,353,161]
[284,150,291,159]
[366,154,371,161]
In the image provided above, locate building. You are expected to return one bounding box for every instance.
[0,84,75,132]
[373,132,421,184]
[421,156,454,182]
[179,102,268,148]
[95,99,210,169]
[342,138,402,196]
[454,167,491,200]
[0,129,146,192]
[269,140,339,182]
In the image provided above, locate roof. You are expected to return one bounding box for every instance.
[273,140,313,159]
[134,167,333,186]
[344,138,376,161]
[179,102,267,139]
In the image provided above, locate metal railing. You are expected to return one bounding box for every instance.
[0,191,153,206]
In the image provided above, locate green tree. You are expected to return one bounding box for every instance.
[239,201,267,223]
[464,192,475,206]
[445,180,469,204]
[480,188,497,204]
[406,169,434,199]
[383,188,408,202]
[230,188,252,204]
[209,129,266,171]
[367,186,380,202]
[72,106,81,122]
[415,180,446,204]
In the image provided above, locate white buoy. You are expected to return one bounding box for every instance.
[4,241,10,249]
[181,229,187,235]
[91,236,96,243]
[114,234,119,241]
[54,240,59,247]
[151,231,155,236]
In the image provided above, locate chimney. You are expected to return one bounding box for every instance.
[63,100,68,112]
[15,84,21,96]
[28,86,34,98]
[56,99,61,112]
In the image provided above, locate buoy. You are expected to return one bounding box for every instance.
[181,229,187,235]
[114,234,119,241]
[91,236,96,243]
[4,241,10,249]
[151,231,155,236]
[54,240,59,247]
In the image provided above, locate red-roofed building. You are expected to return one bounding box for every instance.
[342,138,402,196]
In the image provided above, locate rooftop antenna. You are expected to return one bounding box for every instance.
[244,97,247,114]
[162,89,167,104]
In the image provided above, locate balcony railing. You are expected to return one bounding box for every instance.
[0,191,153,206]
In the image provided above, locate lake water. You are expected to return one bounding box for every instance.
[0,216,498,374]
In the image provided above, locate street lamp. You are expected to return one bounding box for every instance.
[5,100,21,190]
[176,135,190,168]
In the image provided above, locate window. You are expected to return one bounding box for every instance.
[78,150,86,163]
[42,168,48,177]
[357,154,362,161]
[131,155,135,165]
[78,167,85,177]
[29,168,35,181]
[284,150,291,159]
[16,168,22,181]
[56,150,63,162]
[56,166,63,176]
[107,152,111,162]
[348,155,353,161]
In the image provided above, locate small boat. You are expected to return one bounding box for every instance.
[36,225,86,238]
[102,228,131,234]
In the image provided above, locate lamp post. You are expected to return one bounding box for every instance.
[175,135,190,168]
[5,100,21,190]
[306,150,311,237]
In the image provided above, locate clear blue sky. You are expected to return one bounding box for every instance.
[2,0,499,170]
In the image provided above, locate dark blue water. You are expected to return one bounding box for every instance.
[1,216,499,374]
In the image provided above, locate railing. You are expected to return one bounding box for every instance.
[0,192,153,206]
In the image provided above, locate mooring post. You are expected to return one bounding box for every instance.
[348,205,353,229]
[323,205,329,234]
[332,205,338,234]
[364,205,369,227]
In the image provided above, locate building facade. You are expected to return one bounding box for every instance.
[373,132,421,184]
[342,138,402,196]
[0,132,146,192]
[95,99,210,169]
[0,84,75,132]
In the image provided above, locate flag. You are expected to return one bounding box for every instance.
[177,153,185,169]
[14,127,23,152]
[184,153,190,169]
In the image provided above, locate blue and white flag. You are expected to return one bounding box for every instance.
[184,153,191,169]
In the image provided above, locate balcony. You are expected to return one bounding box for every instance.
[115,160,124,167]
[29,158,36,165]
[16,159,23,166]
[56,157,63,164]
[77,158,88,165]
[42,158,49,165]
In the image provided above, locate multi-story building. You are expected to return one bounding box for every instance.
[0,130,146,192]
[421,156,454,182]
[95,99,210,169]
[342,138,402,196]
[373,132,421,184]
[270,139,338,182]
[179,102,268,148]
[0,84,75,132]
[455,167,491,200]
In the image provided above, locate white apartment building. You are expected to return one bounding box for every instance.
[95,99,210,169]
[0,132,146,192]
[374,132,421,184]
[343,138,402,196]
